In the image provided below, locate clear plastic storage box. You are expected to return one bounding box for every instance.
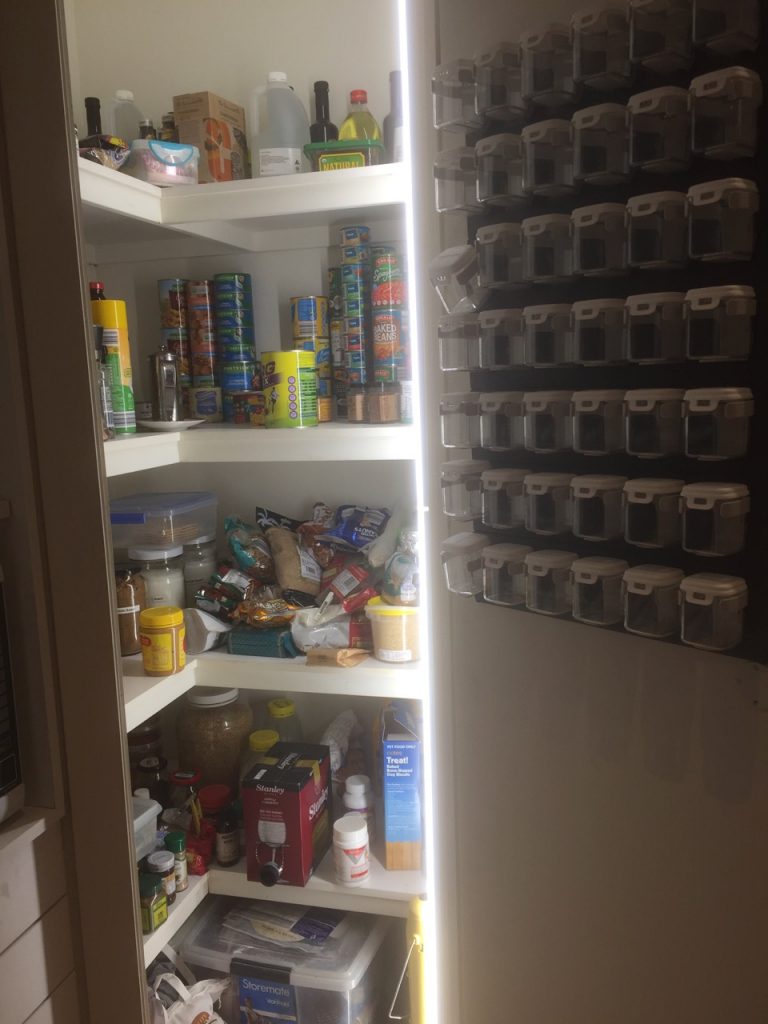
[440,391,481,448]
[110,491,218,549]
[483,543,533,606]
[572,8,632,90]
[628,87,690,173]
[522,214,574,283]
[523,304,574,367]
[683,387,753,460]
[573,298,626,365]
[482,468,527,529]
[571,556,628,626]
[476,135,525,207]
[573,389,626,455]
[524,472,574,535]
[524,390,574,452]
[690,68,762,159]
[475,42,527,124]
[432,59,481,131]
[429,246,490,315]
[692,0,760,53]
[434,148,482,214]
[687,178,759,262]
[625,292,686,363]
[478,308,524,369]
[439,312,481,372]
[572,203,628,277]
[680,573,747,651]
[629,0,692,71]
[525,549,577,616]
[571,475,627,541]
[625,388,685,457]
[441,459,490,518]
[572,104,630,185]
[442,532,486,595]
[520,23,577,106]
[623,477,683,548]
[623,564,685,638]
[685,285,755,361]
[522,120,575,196]
[479,391,525,451]
[476,223,525,289]
[627,192,688,269]
[132,796,161,861]
[681,482,750,556]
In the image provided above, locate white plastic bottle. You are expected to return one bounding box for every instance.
[251,72,310,177]
[342,774,375,839]
[110,89,144,144]
[333,814,370,886]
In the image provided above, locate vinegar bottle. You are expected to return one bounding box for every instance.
[252,72,310,177]
[339,90,382,141]
[310,81,338,142]
[383,71,404,162]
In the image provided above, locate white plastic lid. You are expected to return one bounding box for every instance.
[521,119,572,140]
[571,203,627,225]
[128,545,184,560]
[346,774,371,796]
[479,391,524,411]
[523,304,572,320]
[524,549,577,572]
[475,41,521,65]
[147,850,175,873]
[186,534,216,546]
[521,214,573,235]
[133,787,151,800]
[268,71,288,83]
[429,245,477,277]
[441,459,490,481]
[479,308,523,327]
[685,285,756,308]
[626,191,687,215]
[681,482,750,503]
[626,292,685,314]
[687,178,759,204]
[623,564,685,589]
[441,532,487,556]
[690,67,762,100]
[481,468,528,486]
[625,388,685,408]
[684,387,754,406]
[680,573,748,600]
[571,103,627,127]
[475,134,523,158]
[440,391,480,412]
[439,312,479,330]
[115,89,135,101]
[186,686,240,707]
[628,86,689,112]
[483,543,533,567]
[476,222,523,243]
[572,474,627,494]
[572,298,626,320]
[571,556,629,581]
[523,390,573,408]
[524,472,574,490]
[623,478,684,498]
[572,389,626,407]
[520,23,570,47]
[333,814,368,846]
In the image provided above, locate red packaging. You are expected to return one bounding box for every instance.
[242,742,331,887]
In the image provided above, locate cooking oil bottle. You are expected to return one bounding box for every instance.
[339,90,382,141]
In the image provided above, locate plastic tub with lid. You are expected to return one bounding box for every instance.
[572,8,632,90]
[629,0,692,71]
[520,23,577,106]
[440,391,481,448]
[132,796,162,861]
[623,478,683,548]
[572,104,630,185]
[429,246,490,315]
[522,214,573,283]
[110,491,218,549]
[571,556,628,626]
[483,543,533,606]
[434,148,482,214]
[573,298,626,365]
[441,459,490,518]
[692,0,760,53]
[478,308,524,369]
[524,472,574,535]
[623,565,685,638]
[625,292,685,363]
[681,482,750,556]
[627,192,688,269]
[625,388,685,457]
[475,135,525,207]
[573,389,626,455]
[432,59,480,131]
[572,203,628,277]
[438,312,481,372]
[683,387,753,460]
[680,573,747,650]
[521,120,575,196]
[523,304,574,367]
[442,532,486,595]
[475,223,524,289]
[479,392,525,451]
[523,391,573,453]
[525,549,577,616]
[123,140,199,186]
[474,42,527,123]
[365,597,420,662]
[685,285,755,362]
[687,178,759,262]
[571,475,627,541]
[690,68,762,159]
[482,468,527,529]
[628,87,690,173]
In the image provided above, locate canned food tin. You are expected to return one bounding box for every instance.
[345,316,368,337]
[219,343,256,363]
[185,281,214,306]
[372,254,405,307]
[341,244,371,265]
[262,349,318,428]
[193,374,217,389]
[334,368,348,419]
[343,296,367,318]
[217,325,255,345]
[373,308,404,383]
[188,306,214,331]
[158,279,188,329]
[343,279,367,301]
[192,352,216,382]
[214,272,252,293]
[215,308,254,328]
[371,244,397,260]
[339,225,371,245]
[290,295,329,340]
[252,361,263,392]
[215,294,254,311]
[330,320,346,367]
[318,396,333,422]
[222,393,236,423]
[219,361,256,393]
[342,262,369,282]
[328,267,343,317]
[188,386,223,422]
[300,338,332,379]
[231,390,266,426]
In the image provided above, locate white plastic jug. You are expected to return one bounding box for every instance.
[250,71,310,177]
[109,89,143,144]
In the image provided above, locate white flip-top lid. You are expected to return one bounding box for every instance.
[624,478,684,500]
[441,459,490,481]
[524,549,577,573]
[571,103,627,128]
[571,556,629,581]
[483,543,533,567]
[572,474,627,496]
[523,303,572,321]
[520,23,570,48]
[683,387,754,411]
[442,532,487,557]
[572,7,627,30]
[572,297,626,320]
[690,66,762,102]
[687,178,759,206]
[680,482,750,507]
[476,134,523,158]
[628,86,689,114]
[571,203,627,225]
[685,285,756,310]
[523,390,573,409]
[625,387,685,409]
[433,147,477,172]
[680,573,748,603]
[626,191,687,216]
[479,307,523,328]
[439,312,479,331]
[626,292,685,315]
[476,222,523,243]
[440,391,481,412]
[522,213,572,235]
[573,389,626,408]
[481,467,528,486]
[475,41,521,67]
[129,545,184,560]
[429,245,477,278]
[524,472,574,491]
[521,119,572,141]
[479,391,525,411]
[624,564,685,592]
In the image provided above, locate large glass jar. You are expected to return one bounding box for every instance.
[176,687,253,792]
[115,565,146,656]
[128,546,185,607]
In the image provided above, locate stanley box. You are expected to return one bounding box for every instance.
[173,91,248,182]
[381,701,422,871]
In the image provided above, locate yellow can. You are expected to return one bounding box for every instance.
[92,299,136,434]
[139,606,186,676]
[262,350,318,428]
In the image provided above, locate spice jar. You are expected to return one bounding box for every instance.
[129,547,185,608]
[135,755,169,806]
[216,805,241,867]
[115,566,146,656]
[139,875,168,935]
[139,606,186,677]
[199,783,233,824]
[241,729,280,780]
[146,849,176,906]
[176,687,252,791]
[267,698,302,742]
[165,831,188,892]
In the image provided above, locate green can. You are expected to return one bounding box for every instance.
[262,350,318,428]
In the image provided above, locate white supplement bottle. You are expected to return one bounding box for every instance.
[342,774,375,840]
[333,813,370,886]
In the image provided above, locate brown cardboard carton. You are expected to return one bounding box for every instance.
[173,91,249,182]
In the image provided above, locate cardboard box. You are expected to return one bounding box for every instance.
[381,701,422,871]
[173,91,249,182]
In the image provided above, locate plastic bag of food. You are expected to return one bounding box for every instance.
[321,505,390,551]
[182,608,232,654]
[321,560,380,612]
[79,135,130,169]
[194,562,254,621]
[382,528,419,606]
[291,597,372,651]
[232,590,303,629]
[366,502,408,568]
[265,525,321,599]
[224,516,274,580]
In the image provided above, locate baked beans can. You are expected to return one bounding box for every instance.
[341,244,370,265]
[158,279,188,329]
[373,307,403,383]
[215,308,254,328]
[231,390,266,427]
[214,272,252,294]
[372,253,405,308]
[220,361,256,393]
[262,349,318,428]
[339,225,371,245]
[317,395,333,422]
[185,280,215,307]
[188,386,223,422]
[290,295,329,341]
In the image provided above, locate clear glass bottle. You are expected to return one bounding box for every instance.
[267,697,302,742]
[128,546,185,607]
[183,535,217,605]
[339,90,382,141]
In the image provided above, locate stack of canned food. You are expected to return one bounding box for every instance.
[290,294,332,423]
[158,279,191,396]
[214,273,260,425]
[340,224,374,422]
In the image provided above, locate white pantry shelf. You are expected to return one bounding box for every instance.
[143,872,209,967]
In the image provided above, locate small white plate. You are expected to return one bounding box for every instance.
[137,419,206,432]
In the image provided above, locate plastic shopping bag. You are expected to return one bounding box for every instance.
[149,973,229,1023]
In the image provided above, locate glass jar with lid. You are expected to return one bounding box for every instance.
[115,564,146,656]
[267,698,302,742]
[572,8,632,90]
[128,546,185,607]
[183,535,216,606]
[176,687,253,792]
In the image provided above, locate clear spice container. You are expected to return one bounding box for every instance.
[432,59,480,131]
[475,223,524,289]
[680,573,747,651]
[692,0,760,54]
[623,565,685,638]
[434,148,482,214]
[474,42,527,123]
[525,549,577,616]
[683,387,754,460]
[267,697,302,742]
[627,191,688,269]
[687,178,759,262]
[241,728,280,779]
[572,104,630,185]
[523,390,574,453]
[478,308,524,369]
[629,0,692,71]
[475,135,525,208]
[521,120,575,196]
[681,482,750,556]
[573,298,626,365]
[481,468,527,529]
[441,459,490,519]
[441,532,486,596]
[440,392,481,449]
[572,390,626,455]
[572,203,628,277]
[571,557,628,626]
[628,87,690,173]
[685,285,755,362]
[571,475,627,541]
[520,23,577,106]
[625,292,685,364]
[439,313,481,372]
[623,478,683,548]
[129,546,185,607]
[483,543,533,607]
[479,392,525,452]
[690,68,762,160]
[524,472,574,535]
[572,8,632,90]
[522,214,574,283]
[115,565,146,656]
[176,687,253,792]
[625,388,685,458]
[429,246,490,315]
[366,385,401,424]
[183,535,216,607]
[523,304,574,367]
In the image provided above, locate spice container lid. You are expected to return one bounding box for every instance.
[690,67,762,100]
[267,697,296,719]
[625,293,686,314]
[475,41,521,66]
[478,308,523,327]
[683,387,754,407]
[365,596,419,617]
[165,831,187,854]
[523,304,572,321]
[169,769,202,786]
[523,390,573,408]
[685,285,756,308]
[475,134,524,160]
[441,532,487,557]
[524,472,574,491]
[522,214,572,233]
[479,392,524,411]
[481,468,527,486]
[571,203,627,224]
[572,389,626,407]
[476,222,523,244]
[185,534,216,546]
[625,388,685,407]
[627,87,689,113]
[440,392,480,412]
[139,606,184,628]
[687,178,759,205]
[520,119,572,141]
[623,564,685,590]
[147,850,175,873]
[129,545,184,560]
[571,475,628,495]
[187,687,240,707]
[333,813,368,845]
[524,549,577,573]
[571,103,627,127]
[482,543,532,567]
[199,784,233,813]
[623,478,685,498]
[571,556,629,581]
[626,191,687,214]
[439,312,479,331]
[680,573,748,600]
[441,459,491,481]
[346,774,372,795]
[680,482,750,505]
[249,728,280,752]
[572,298,626,319]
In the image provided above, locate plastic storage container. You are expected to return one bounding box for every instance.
[525,549,577,616]
[429,246,490,315]
[572,204,628,277]
[434,148,482,214]
[132,796,162,861]
[625,292,685,363]
[521,120,575,196]
[523,391,573,452]
[432,59,480,131]
[481,468,527,529]
[572,104,630,185]
[129,547,185,608]
[625,388,685,457]
[476,135,525,207]
[623,478,683,547]
[441,459,490,518]
[571,475,627,541]
[680,573,747,650]
[629,0,692,71]
[440,391,481,448]
[365,598,420,663]
[628,88,690,173]
[687,178,759,262]
[521,23,577,106]
[572,8,633,90]
[522,214,574,283]
[685,285,755,361]
[571,556,628,626]
[476,223,524,289]
[690,68,762,160]
[474,42,527,123]
[623,565,685,638]
[524,472,574,535]
[482,543,532,606]
[110,491,218,549]
[523,305,574,367]
[442,532,486,596]
[692,0,760,53]
[573,298,626,365]
[681,482,750,556]
[479,392,525,451]
[627,192,688,269]
[573,389,626,455]
[478,309,524,369]
[122,140,199,186]
[439,313,481,372]
[683,387,753,460]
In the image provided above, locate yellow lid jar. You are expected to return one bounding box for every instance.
[139,606,186,677]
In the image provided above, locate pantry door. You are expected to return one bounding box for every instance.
[0,3,148,1022]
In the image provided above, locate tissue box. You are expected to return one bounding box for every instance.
[173,91,248,182]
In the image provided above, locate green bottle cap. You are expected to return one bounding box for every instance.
[165,831,186,854]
